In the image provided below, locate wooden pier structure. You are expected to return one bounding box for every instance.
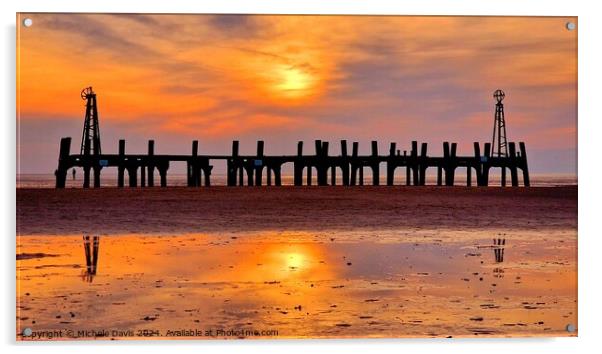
[55,138,530,188]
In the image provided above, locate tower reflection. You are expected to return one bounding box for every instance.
[493,238,505,263]
[493,238,505,279]
[81,235,100,283]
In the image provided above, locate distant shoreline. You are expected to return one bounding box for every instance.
[16,173,577,188]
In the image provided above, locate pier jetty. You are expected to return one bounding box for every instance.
[54,87,530,188]
[55,137,530,188]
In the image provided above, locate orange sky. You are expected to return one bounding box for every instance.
[17,14,577,174]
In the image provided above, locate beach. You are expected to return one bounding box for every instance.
[16,186,578,339]
[17,186,577,235]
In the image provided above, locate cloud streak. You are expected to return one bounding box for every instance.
[17,14,577,174]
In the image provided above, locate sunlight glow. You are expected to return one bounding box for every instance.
[285,252,306,270]
[273,66,315,98]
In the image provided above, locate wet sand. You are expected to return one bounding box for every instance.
[16,186,577,339]
[17,186,577,235]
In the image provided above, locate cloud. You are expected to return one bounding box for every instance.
[206,14,266,38]
[17,14,577,174]
[40,14,156,59]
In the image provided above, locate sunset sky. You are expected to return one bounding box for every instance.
[17,14,577,174]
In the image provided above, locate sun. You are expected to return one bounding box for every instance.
[273,66,316,98]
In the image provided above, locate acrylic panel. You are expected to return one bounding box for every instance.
[16,14,577,340]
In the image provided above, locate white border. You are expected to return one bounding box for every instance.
[3,1,600,353]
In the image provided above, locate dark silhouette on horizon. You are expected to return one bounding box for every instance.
[55,88,530,189]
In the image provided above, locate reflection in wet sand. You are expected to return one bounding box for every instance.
[494,238,506,263]
[81,235,100,283]
[16,231,577,339]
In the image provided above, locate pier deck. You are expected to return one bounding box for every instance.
[54,138,530,188]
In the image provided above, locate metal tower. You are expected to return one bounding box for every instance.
[80,87,101,156]
[491,89,508,157]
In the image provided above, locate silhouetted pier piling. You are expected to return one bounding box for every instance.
[55,138,530,188]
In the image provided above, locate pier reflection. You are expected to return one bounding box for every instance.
[81,235,100,283]
[493,238,505,263]
[493,238,505,279]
